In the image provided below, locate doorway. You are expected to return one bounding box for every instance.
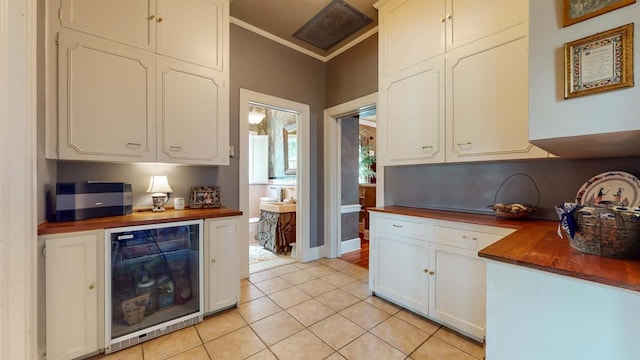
[239,89,311,279]
[323,93,380,260]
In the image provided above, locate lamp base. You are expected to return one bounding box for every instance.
[151,194,167,212]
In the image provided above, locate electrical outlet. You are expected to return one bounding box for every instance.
[229,145,235,157]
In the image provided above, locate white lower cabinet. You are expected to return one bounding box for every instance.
[428,243,487,339]
[369,211,511,340]
[205,217,239,313]
[44,231,104,360]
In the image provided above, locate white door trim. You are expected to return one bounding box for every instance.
[341,204,362,214]
[0,0,38,358]
[323,93,379,259]
[239,89,311,277]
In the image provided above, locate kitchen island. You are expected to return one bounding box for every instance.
[369,206,640,360]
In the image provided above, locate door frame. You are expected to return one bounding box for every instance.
[323,93,381,258]
[0,0,38,358]
[239,89,311,278]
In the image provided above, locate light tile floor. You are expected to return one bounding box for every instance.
[94,258,484,360]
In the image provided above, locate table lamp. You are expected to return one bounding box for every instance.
[147,175,173,212]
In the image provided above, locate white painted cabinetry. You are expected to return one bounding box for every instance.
[44,231,104,360]
[204,218,239,313]
[370,214,430,314]
[445,24,547,162]
[59,0,225,69]
[369,211,514,340]
[48,0,230,165]
[380,57,445,164]
[57,30,157,162]
[156,56,228,164]
[375,0,544,165]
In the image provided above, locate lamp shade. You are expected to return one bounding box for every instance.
[248,111,266,125]
[146,175,173,194]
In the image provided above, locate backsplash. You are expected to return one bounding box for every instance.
[55,161,222,210]
[384,157,640,220]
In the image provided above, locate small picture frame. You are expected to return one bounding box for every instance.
[563,0,635,27]
[564,23,634,99]
[189,186,221,209]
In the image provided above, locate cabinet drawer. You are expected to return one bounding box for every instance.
[433,225,505,250]
[373,215,428,240]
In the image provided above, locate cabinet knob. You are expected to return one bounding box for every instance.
[441,17,446,22]
[392,224,403,228]
[421,145,433,152]
[157,17,163,23]
[169,146,183,152]
[462,235,478,241]
[457,142,472,147]
[211,259,216,263]
[446,14,452,19]
[429,271,435,276]
[89,284,95,290]
[148,15,155,21]
[423,269,429,273]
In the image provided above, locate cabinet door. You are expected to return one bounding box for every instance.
[446,24,547,162]
[372,231,428,314]
[446,0,527,51]
[156,0,226,70]
[379,0,445,77]
[205,218,238,313]
[45,232,100,360]
[60,0,156,51]
[58,30,156,162]
[156,56,228,165]
[428,243,486,340]
[380,57,445,165]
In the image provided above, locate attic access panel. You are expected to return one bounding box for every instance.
[293,0,373,51]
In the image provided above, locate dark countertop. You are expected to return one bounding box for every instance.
[38,207,243,235]
[369,206,640,292]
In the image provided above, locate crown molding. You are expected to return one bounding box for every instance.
[230,16,378,63]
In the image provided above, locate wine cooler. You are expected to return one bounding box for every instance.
[104,220,203,353]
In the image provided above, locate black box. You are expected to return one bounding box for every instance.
[50,182,133,222]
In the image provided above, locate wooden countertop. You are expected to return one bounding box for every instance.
[38,207,243,235]
[369,206,640,292]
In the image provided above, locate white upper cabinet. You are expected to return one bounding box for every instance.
[59,0,225,70]
[445,24,547,162]
[60,0,155,51]
[48,1,230,164]
[156,0,225,71]
[380,57,445,165]
[157,56,228,165]
[58,30,156,162]
[379,0,445,77]
[446,0,527,50]
[376,0,544,165]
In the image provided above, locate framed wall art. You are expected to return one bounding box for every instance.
[563,0,635,27]
[564,23,634,99]
[189,186,221,208]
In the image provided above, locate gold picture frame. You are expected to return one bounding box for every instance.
[564,23,634,99]
[189,186,221,209]
[563,0,635,27]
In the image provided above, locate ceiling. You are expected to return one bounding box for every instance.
[230,0,379,58]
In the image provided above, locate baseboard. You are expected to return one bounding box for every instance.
[341,238,361,255]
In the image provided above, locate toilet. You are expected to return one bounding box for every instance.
[249,197,275,241]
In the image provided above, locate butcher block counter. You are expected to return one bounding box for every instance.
[38,207,243,235]
[369,206,640,292]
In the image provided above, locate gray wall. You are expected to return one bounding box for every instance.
[230,24,326,247]
[341,116,360,242]
[326,34,378,108]
[385,157,640,220]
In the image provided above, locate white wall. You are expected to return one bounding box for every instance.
[529,1,640,140]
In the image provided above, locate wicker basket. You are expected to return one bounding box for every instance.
[489,173,539,219]
[122,293,149,326]
[571,206,640,259]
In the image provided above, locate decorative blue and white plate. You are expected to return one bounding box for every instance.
[575,171,640,207]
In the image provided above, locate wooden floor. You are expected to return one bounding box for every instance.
[340,238,369,269]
